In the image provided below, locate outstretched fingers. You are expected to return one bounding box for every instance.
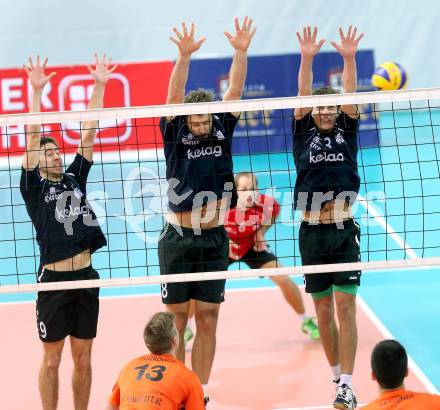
[234,17,240,32]
[196,37,206,47]
[355,32,364,44]
[182,22,188,37]
[172,27,183,40]
[28,57,35,70]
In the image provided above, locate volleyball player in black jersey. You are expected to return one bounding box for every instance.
[158,18,255,403]
[20,55,115,410]
[293,26,364,409]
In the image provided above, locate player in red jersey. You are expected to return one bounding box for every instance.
[224,172,319,340]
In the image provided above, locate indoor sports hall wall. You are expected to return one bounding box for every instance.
[0,0,438,89]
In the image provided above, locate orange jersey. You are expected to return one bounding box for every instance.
[108,354,204,410]
[363,388,440,409]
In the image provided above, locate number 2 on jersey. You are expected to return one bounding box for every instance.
[134,364,167,382]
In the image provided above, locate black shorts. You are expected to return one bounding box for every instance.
[299,219,361,294]
[36,266,100,342]
[229,247,277,269]
[158,224,228,304]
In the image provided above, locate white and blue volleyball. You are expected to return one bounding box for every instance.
[371,62,408,91]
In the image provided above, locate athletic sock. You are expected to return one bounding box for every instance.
[339,373,353,387]
[202,384,208,396]
[299,313,308,322]
[331,364,341,382]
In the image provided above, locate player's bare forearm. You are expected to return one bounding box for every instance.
[27,88,42,141]
[331,26,363,117]
[295,27,325,118]
[167,54,191,104]
[222,17,255,109]
[23,56,56,167]
[23,88,42,169]
[298,56,314,96]
[223,49,247,101]
[295,56,314,119]
[78,83,106,161]
[342,56,357,93]
[88,83,106,110]
[258,217,276,234]
[257,225,270,237]
[341,56,360,117]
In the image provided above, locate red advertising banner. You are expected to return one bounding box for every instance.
[0,61,173,157]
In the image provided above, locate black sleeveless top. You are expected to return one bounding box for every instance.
[20,154,107,266]
[160,113,239,212]
[292,112,360,211]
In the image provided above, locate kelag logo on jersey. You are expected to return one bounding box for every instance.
[186,145,222,159]
[58,74,131,144]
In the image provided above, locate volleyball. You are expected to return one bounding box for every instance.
[371,61,408,91]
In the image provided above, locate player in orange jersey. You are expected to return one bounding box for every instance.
[107,312,204,410]
[363,340,440,410]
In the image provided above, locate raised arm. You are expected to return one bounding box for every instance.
[331,26,364,118]
[78,54,116,162]
[222,16,256,110]
[22,56,56,170]
[166,22,206,106]
[295,26,325,119]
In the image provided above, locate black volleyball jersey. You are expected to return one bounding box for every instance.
[292,112,360,211]
[20,153,107,266]
[160,113,239,212]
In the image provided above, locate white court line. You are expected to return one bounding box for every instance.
[357,194,419,259]
[357,194,439,394]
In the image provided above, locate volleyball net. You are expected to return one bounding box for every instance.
[1,88,440,294]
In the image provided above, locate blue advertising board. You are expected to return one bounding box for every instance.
[186,51,377,153]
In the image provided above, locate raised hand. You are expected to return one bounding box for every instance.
[224,16,256,52]
[296,26,325,58]
[23,55,56,91]
[170,22,206,56]
[87,53,117,85]
[331,26,364,58]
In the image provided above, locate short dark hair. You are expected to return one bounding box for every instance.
[143,312,177,355]
[312,86,340,95]
[234,172,258,188]
[184,89,215,104]
[40,136,59,148]
[371,340,408,389]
